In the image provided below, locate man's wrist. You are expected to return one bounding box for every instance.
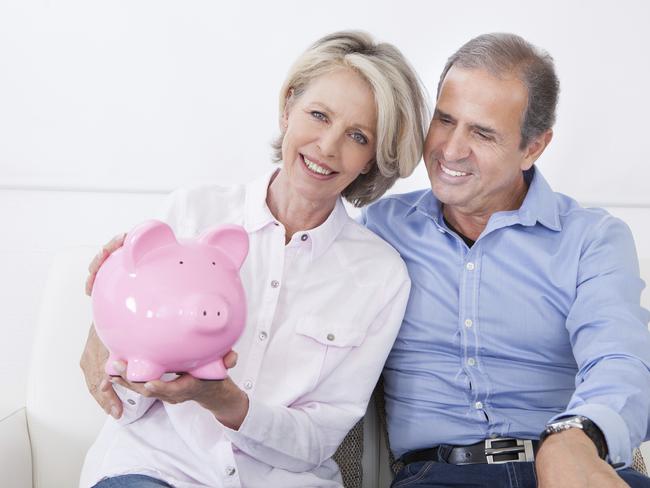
[540,415,608,460]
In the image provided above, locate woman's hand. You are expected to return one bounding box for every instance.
[110,352,247,429]
[85,233,126,296]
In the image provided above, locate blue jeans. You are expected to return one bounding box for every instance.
[92,474,174,488]
[391,461,650,487]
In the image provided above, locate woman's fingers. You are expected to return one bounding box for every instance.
[223,350,238,369]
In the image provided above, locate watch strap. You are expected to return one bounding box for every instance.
[540,416,608,460]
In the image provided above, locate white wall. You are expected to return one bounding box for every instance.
[1,0,649,434]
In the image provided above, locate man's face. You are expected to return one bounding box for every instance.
[424,66,536,217]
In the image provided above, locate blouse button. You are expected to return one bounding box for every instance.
[259,331,268,341]
[301,234,308,241]
[244,380,253,390]
[225,466,236,476]
[271,280,280,288]
[327,333,335,342]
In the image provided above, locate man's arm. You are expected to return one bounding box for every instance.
[536,215,650,486]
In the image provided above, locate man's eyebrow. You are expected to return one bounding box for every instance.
[435,108,498,137]
[434,108,455,121]
[470,123,497,136]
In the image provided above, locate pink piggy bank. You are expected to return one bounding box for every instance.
[91,219,249,382]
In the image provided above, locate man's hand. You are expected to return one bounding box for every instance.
[80,325,123,419]
[85,233,126,296]
[110,351,245,429]
[536,428,629,487]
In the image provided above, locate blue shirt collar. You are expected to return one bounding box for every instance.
[410,167,562,232]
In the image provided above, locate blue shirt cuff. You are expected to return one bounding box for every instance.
[551,404,631,468]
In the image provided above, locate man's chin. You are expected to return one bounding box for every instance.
[431,181,468,205]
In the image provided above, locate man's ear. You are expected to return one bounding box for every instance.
[521,129,553,170]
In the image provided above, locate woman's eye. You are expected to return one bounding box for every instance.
[350,132,368,145]
[311,111,327,121]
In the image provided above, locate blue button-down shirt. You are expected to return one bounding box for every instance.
[362,168,650,466]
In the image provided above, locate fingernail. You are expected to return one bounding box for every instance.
[110,406,119,418]
[144,383,155,391]
[112,362,125,373]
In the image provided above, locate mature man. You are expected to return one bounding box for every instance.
[363,33,650,487]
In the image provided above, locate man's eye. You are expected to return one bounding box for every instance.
[311,111,327,121]
[438,118,452,125]
[350,132,368,145]
[475,131,491,141]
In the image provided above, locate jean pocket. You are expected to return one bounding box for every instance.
[392,461,436,487]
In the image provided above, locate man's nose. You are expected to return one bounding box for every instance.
[442,129,470,162]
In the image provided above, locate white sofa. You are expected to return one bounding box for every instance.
[1,247,649,488]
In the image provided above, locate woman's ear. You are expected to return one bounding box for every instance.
[360,160,375,175]
[281,88,295,130]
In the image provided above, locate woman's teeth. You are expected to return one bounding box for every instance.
[304,156,333,175]
[440,163,468,177]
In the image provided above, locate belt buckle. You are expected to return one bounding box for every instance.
[485,438,535,464]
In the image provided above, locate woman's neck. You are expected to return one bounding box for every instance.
[266,170,336,244]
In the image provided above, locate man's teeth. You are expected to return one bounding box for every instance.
[304,156,333,175]
[441,163,468,177]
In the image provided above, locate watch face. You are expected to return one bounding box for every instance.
[547,416,587,431]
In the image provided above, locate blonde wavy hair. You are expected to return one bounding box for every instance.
[271,31,429,207]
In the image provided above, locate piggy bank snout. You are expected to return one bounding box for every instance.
[179,293,230,332]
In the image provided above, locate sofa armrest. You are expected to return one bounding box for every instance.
[0,407,32,488]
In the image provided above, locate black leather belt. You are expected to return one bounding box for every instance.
[402,438,539,465]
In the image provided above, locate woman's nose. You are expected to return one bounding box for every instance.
[317,128,341,159]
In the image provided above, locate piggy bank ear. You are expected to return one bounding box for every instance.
[198,225,249,270]
[123,220,177,272]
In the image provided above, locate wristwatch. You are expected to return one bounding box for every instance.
[539,415,608,460]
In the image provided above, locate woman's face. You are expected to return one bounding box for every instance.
[280,68,377,204]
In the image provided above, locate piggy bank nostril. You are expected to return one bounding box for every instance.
[179,261,184,264]
[212,262,216,266]
[217,311,221,316]
[203,310,207,316]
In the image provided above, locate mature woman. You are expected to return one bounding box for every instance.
[79,31,428,488]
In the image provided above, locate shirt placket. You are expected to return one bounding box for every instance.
[460,245,488,423]
[239,224,286,396]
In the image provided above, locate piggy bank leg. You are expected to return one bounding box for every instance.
[189,358,227,380]
[104,355,125,377]
[126,358,166,382]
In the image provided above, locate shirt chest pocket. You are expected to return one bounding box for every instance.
[295,316,366,348]
[280,316,367,393]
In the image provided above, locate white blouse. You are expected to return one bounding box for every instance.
[80,170,410,488]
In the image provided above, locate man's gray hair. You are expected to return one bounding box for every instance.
[438,33,559,149]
